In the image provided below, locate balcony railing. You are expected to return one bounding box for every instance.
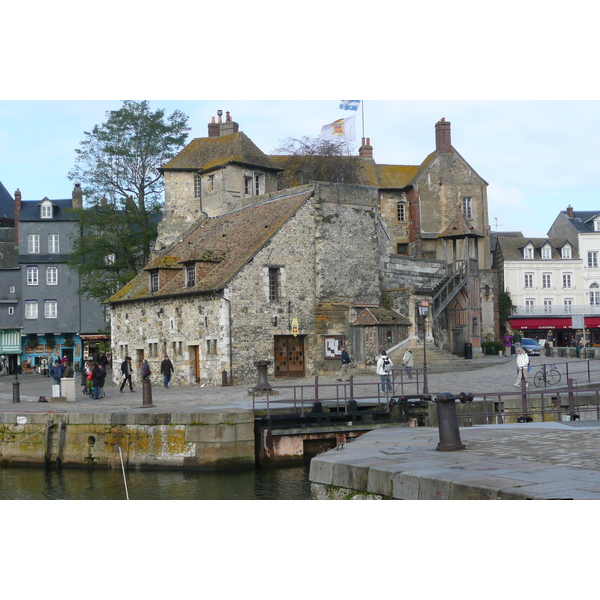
[512,304,600,316]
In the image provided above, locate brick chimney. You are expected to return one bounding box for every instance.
[72,182,83,208]
[208,111,239,137]
[435,117,452,153]
[359,137,373,159]
[13,188,21,247]
[566,204,574,218]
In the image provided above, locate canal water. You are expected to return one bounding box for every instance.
[0,465,312,500]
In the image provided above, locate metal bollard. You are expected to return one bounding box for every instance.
[142,379,154,407]
[434,392,473,451]
[12,376,20,403]
[254,360,272,391]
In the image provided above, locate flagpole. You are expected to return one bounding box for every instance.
[361,101,365,140]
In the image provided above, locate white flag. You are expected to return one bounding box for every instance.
[319,116,356,141]
[339,100,360,111]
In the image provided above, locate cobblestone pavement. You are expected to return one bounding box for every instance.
[0,354,599,413]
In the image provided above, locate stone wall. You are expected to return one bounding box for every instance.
[0,410,255,470]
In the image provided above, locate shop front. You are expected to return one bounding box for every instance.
[509,316,600,347]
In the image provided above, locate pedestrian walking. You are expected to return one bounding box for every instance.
[402,348,414,379]
[376,351,393,392]
[336,346,352,382]
[119,356,135,393]
[514,347,530,387]
[160,355,174,388]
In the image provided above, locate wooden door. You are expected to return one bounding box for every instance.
[274,336,305,378]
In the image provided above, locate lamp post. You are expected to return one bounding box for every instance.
[418,299,430,395]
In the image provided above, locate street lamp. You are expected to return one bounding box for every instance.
[418,299,430,395]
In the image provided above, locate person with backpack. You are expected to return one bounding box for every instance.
[376,350,394,393]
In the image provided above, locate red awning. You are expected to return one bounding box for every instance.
[509,317,572,330]
[582,317,600,328]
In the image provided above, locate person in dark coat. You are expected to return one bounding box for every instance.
[91,362,104,399]
[160,355,174,388]
[120,356,135,392]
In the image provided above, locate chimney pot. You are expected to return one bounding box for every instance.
[566,204,574,218]
[435,118,452,153]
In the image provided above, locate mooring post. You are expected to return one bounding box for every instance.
[434,392,473,451]
[142,379,154,407]
[12,373,20,403]
[254,360,272,391]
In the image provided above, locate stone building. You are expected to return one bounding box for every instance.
[109,182,388,386]
[108,113,496,386]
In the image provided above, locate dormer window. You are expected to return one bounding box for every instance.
[186,264,196,288]
[562,245,572,259]
[149,271,159,292]
[524,245,534,259]
[40,200,53,219]
[594,219,600,231]
[541,244,552,259]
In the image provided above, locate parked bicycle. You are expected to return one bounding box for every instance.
[533,363,561,387]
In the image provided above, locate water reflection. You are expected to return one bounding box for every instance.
[0,465,312,500]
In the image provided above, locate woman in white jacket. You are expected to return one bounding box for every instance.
[515,347,530,387]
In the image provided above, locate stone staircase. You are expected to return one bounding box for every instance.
[387,344,498,374]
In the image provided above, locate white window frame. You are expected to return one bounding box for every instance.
[564,298,573,313]
[8,306,14,316]
[543,299,553,313]
[397,202,406,223]
[541,245,551,259]
[48,234,59,254]
[524,245,534,259]
[525,299,535,313]
[562,273,572,289]
[28,234,40,254]
[40,201,53,219]
[462,196,473,219]
[150,271,159,292]
[44,300,57,319]
[524,273,534,288]
[25,300,38,319]
[589,251,598,268]
[562,245,572,259]
[46,266,58,285]
[194,173,202,198]
[542,273,552,289]
[26,265,38,286]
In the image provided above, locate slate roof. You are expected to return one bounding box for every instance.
[496,236,577,260]
[18,198,75,221]
[351,307,411,326]
[0,180,14,223]
[108,187,315,304]
[161,132,280,174]
[560,210,600,233]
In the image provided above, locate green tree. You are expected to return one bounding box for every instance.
[498,290,516,331]
[67,100,189,300]
[273,136,365,188]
